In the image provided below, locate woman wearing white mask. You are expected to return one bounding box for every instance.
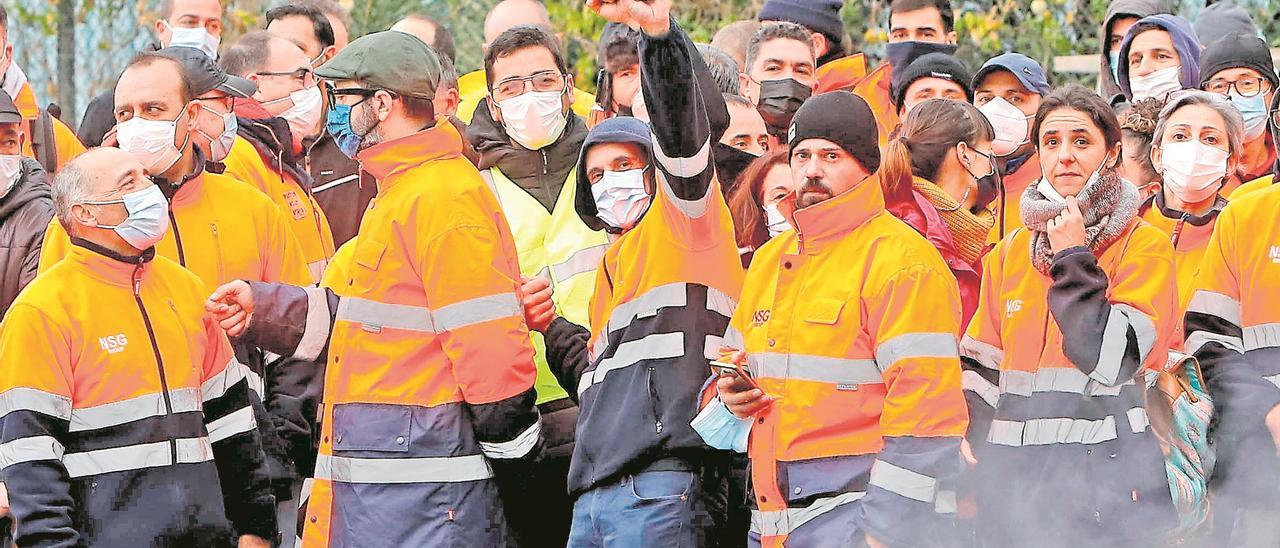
[1116,14,1202,103]
[1198,33,1278,190]
[726,149,789,266]
[961,84,1178,547]
[1140,90,1242,350]
[973,52,1051,242]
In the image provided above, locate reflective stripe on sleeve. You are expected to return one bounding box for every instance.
[722,326,745,350]
[579,332,685,397]
[1126,407,1150,434]
[433,292,521,332]
[549,244,607,284]
[603,283,689,337]
[875,332,958,372]
[1185,330,1245,355]
[869,459,937,503]
[478,421,541,460]
[0,435,65,468]
[313,453,494,484]
[1186,290,1242,326]
[1001,368,1132,398]
[961,370,999,408]
[987,416,1118,447]
[749,491,865,537]
[960,336,1003,371]
[307,259,329,285]
[336,297,436,333]
[1092,304,1156,385]
[0,387,72,421]
[1244,323,1280,351]
[748,353,882,387]
[70,388,202,432]
[296,286,333,362]
[201,359,252,403]
[206,406,258,443]
[62,437,213,478]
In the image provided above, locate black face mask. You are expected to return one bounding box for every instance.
[713,142,761,194]
[757,78,812,139]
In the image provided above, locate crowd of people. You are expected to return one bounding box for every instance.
[0,0,1277,546]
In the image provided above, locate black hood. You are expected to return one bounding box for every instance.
[466,98,588,212]
[0,158,50,222]
[235,115,314,190]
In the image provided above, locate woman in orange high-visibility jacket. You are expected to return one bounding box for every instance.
[1139,91,1243,350]
[961,85,1179,548]
[1184,184,1280,542]
[709,91,969,548]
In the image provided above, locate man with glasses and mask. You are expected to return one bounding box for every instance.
[221,31,335,286]
[205,30,544,548]
[1198,33,1278,191]
[462,23,608,547]
[79,0,224,148]
[0,6,85,173]
[742,22,815,144]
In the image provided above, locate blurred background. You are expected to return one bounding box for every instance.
[10,0,1278,128]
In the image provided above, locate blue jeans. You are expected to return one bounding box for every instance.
[567,470,711,548]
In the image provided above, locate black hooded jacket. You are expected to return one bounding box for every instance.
[465,101,588,212]
[0,158,53,317]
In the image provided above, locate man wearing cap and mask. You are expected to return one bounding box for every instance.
[516,0,741,544]
[742,22,816,143]
[0,90,51,318]
[79,0,224,148]
[891,52,972,116]
[973,52,1052,242]
[758,0,869,95]
[1199,32,1278,187]
[205,30,545,548]
[0,6,85,173]
[221,32,335,286]
[706,90,967,548]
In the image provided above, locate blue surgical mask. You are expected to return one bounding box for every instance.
[1228,91,1269,140]
[1108,51,1120,83]
[83,184,171,250]
[690,398,752,453]
[326,103,365,159]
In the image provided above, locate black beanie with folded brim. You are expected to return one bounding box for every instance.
[891,52,973,109]
[1199,33,1278,89]
[788,91,881,174]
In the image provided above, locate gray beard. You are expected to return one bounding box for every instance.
[353,101,384,151]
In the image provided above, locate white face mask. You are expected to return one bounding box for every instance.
[269,86,324,142]
[763,203,791,237]
[979,96,1031,157]
[163,21,220,59]
[497,90,569,151]
[116,113,187,175]
[197,108,238,162]
[1160,140,1229,204]
[83,184,171,251]
[591,169,651,231]
[1129,65,1182,101]
[0,155,21,198]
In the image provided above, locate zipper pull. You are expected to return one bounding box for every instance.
[132,264,143,297]
[655,420,663,434]
[1171,213,1188,248]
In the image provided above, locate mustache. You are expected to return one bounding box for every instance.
[799,177,831,195]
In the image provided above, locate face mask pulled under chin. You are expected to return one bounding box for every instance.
[498,90,569,151]
[756,78,811,139]
[164,21,220,59]
[592,169,651,232]
[1128,65,1182,101]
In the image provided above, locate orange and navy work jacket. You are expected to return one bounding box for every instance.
[1184,184,1280,503]
[236,121,542,548]
[813,53,868,95]
[961,220,1179,541]
[852,63,897,148]
[0,240,274,545]
[722,174,968,548]
[1139,192,1225,349]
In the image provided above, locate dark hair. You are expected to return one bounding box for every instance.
[402,13,457,63]
[882,98,994,196]
[598,23,640,74]
[698,43,742,95]
[724,93,754,110]
[295,0,350,31]
[0,5,8,33]
[728,149,790,250]
[265,4,335,52]
[221,31,277,77]
[745,22,814,73]
[1116,98,1163,184]
[400,95,436,125]
[124,52,195,103]
[484,25,568,89]
[438,54,459,92]
[1032,84,1123,151]
[889,0,955,33]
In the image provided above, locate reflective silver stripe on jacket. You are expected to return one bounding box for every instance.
[70,388,202,432]
[0,387,72,421]
[314,453,494,484]
[960,335,1003,370]
[479,421,541,460]
[747,353,882,387]
[875,332,958,372]
[295,286,332,362]
[1244,323,1280,351]
[550,244,607,283]
[749,491,865,537]
[962,370,999,408]
[336,297,436,333]
[579,332,686,397]
[0,436,65,468]
[201,359,252,402]
[62,437,214,478]
[1000,368,1131,398]
[869,459,937,503]
[1091,304,1156,386]
[1186,290,1242,326]
[433,292,521,332]
[206,406,258,443]
[987,408,1149,447]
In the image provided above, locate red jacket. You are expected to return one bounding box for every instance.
[884,183,983,327]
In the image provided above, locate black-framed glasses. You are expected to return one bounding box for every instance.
[255,67,317,87]
[1203,76,1272,97]
[327,86,387,107]
[491,70,567,102]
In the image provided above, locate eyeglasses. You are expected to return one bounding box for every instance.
[327,86,389,107]
[255,67,317,88]
[491,70,567,102]
[1202,76,1272,97]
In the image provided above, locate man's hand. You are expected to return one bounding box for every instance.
[960,439,978,466]
[1265,404,1280,456]
[586,0,671,37]
[1046,195,1087,254]
[237,535,271,548]
[206,280,255,338]
[519,276,556,333]
[865,534,888,548]
[716,350,776,418]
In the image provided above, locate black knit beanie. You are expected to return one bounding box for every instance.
[758,0,844,42]
[1199,33,1278,89]
[891,52,973,108]
[788,91,881,173]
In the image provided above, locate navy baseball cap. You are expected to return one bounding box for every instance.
[973,53,1051,96]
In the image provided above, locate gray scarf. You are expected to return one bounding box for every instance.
[1020,168,1139,274]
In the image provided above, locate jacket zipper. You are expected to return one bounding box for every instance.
[132,262,178,464]
[647,365,663,435]
[210,224,225,283]
[169,210,186,266]
[1170,213,1188,249]
[540,149,556,207]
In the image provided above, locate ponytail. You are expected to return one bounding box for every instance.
[881,133,915,198]
[883,99,996,200]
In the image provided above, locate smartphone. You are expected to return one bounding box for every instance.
[710,360,759,390]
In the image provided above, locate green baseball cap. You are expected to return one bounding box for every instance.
[315,30,441,100]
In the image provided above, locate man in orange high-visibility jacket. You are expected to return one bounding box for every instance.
[206,31,542,548]
[0,7,85,172]
[0,148,274,547]
[757,0,867,94]
[708,91,968,548]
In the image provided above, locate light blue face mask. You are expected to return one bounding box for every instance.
[1228,91,1269,140]
[690,398,753,453]
[1109,51,1121,84]
[83,184,171,250]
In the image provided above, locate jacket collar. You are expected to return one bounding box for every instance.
[1146,190,1227,227]
[68,236,155,288]
[786,172,886,252]
[357,118,461,191]
[158,146,206,202]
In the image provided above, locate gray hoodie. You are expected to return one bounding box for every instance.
[1099,0,1172,101]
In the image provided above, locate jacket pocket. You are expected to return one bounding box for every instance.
[803,297,847,325]
[331,402,411,453]
[629,470,694,502]
[353,238,387,271]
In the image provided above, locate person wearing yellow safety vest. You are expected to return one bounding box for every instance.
[521,2,741,544]
[1,147,275,548]
[706,90,968,548]
[463,24,609,547]
[220,32,336,285]
[206,31,543,548]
